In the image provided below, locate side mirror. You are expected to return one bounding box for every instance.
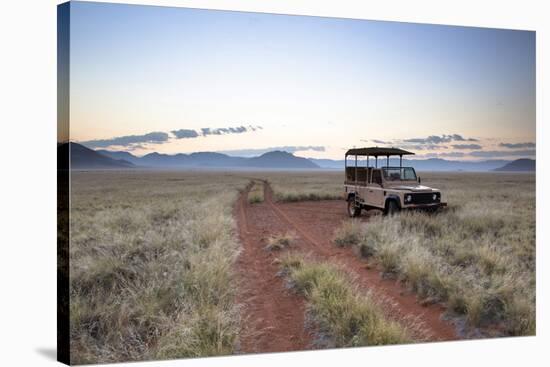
[418,177,421,184]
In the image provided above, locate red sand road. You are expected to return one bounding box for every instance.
[235,184,312,353]
[235,181,459,354]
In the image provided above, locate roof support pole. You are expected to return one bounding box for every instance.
[367,156,369,184]
[387,155,389,167]
[375,156,378,168]
[400,155,402,168]
[355,154,358,193]
[344,154,347,183]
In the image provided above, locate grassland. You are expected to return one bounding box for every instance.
[69,171,248,364]
[68,169,535,364]
[333,172,536,336]
[263,171,343,202]
[265,231,296,251]
[279,254,410,347]
[247,180,265,204]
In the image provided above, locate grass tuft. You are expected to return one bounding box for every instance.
[247,181,264,204]
[280,255,410,347]
[69,172,248,364]
[331,172,535,336]
[265,232,296,251]
[333,220,363,247]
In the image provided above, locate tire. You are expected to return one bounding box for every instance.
[347,198,361,217]
[385,200,400,216]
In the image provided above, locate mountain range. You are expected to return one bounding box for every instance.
[60,143,535,172]
[308,157,525,172]
[58,143,135,169]
[98,147,318,169]
[493,158,536,172]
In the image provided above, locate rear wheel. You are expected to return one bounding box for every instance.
[385,200,400,216]
[347,198,361,217]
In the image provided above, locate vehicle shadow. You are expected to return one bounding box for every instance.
[35,348,57,361]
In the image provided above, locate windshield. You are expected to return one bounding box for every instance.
[382,167,417,181]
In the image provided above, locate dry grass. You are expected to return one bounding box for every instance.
[280,254,410,347]
[263,171,343,202]
[69,171,248,364]
[333,220,363,247]
[247,181,265,204]
[265,231,296,251]
[333,172,536,336]
[68,169,535,364]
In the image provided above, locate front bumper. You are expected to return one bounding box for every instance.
[402,202,447,210]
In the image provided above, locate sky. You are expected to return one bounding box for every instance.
[64,1,536,160]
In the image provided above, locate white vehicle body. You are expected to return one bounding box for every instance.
[344,147,446,217]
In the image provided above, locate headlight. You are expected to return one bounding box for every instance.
[405,194,412,202]
[432,193,438,201]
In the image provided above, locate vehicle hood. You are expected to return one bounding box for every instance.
[387,184,438,192]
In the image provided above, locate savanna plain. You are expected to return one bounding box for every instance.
[68,170,535,364]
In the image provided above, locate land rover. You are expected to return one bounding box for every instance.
[344,147,447,217]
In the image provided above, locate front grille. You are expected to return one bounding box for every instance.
[410,192,439,205]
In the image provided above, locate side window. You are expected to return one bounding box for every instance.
[346,167,354,182]
[371,170,382,185]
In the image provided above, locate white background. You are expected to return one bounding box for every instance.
[0,0,547,365]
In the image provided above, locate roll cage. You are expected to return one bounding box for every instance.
[344,147,415,187]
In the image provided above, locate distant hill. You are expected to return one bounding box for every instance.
[97,149,318,169]
[245,151,319,169]
[309,157,512,172]
[59,143,135,169]
[494,158,535,172]
[89,147,535,172]
[96,149,141,165]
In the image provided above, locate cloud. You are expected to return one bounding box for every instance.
[451,144,483,150]
[401,144,449,151]
[417,149,535,160]
[228,126,247,134]
[413,152,466,159]
[364,134,479,150]
[202,125,260,136]
[369,139,391,145]
[171,129,199,139]
[469,149,536,158]
[125,144,147,151]
[87,125,264,149]
[219,146,325,157]
[80,132,169,149]
[404,134,478,145]
[499,142,536,149]
[173,125,262,139]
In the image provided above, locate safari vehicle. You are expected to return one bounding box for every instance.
[344,147,446,217]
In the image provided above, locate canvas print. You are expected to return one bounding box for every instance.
[57,1,536,365]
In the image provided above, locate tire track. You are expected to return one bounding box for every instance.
[234,182,312,354]
[262,181,459,342]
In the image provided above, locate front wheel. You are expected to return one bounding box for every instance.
[385,200,400,216]
[347,198,361,217]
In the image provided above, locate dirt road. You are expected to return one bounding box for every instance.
[235,181,459,354]
[235,183,312,353]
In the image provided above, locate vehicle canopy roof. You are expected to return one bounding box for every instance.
[345,147,415,157]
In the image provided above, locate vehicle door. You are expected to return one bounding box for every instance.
[365,169,385,208]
